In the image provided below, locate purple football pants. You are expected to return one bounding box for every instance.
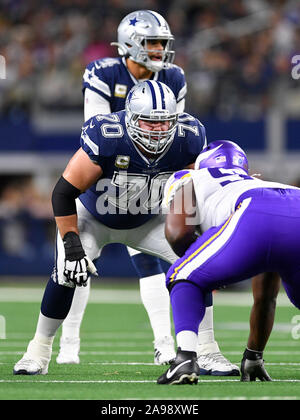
[166,188,300,334]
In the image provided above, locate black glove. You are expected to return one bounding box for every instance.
[63,232,97,287]
[241,348,272,382]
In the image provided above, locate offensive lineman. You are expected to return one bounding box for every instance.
[56,9,238,375]
[13,80,207,375]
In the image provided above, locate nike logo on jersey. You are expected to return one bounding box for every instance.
[89,120,95,129]
[166,359,191,379]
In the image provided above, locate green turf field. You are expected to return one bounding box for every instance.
[1,282,300,401]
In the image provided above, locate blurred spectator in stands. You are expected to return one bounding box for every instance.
[0,0,299,118]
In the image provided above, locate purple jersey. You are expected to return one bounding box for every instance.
[167,187,300,309]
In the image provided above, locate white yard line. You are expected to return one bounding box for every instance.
[0,379,300,384]
[0,287,292,306]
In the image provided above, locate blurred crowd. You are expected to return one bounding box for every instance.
[0,0,300,122]
[0,0,299,275]
[0,174,55,270]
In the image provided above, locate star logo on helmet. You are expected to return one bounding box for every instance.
[129,17,138,26]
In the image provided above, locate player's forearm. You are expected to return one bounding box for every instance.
[55,214,79,239]
[247,273,281,351]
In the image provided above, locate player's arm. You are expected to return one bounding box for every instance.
[240,272,280,382]
[165,180,198,257]
[52,148,102,286]
[53,147,102,238]
[84,88,111,121]
[176,98,185,113]
[249,272,281,351]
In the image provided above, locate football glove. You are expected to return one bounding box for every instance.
[240,348,272,382]
[63,231,98,287]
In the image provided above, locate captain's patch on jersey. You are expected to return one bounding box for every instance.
[115,155,130,169]
[114,84,128,98]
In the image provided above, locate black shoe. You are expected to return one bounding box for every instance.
[157,347,200,385]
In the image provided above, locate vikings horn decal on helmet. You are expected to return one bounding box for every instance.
[125,80,178,154]
[194,140,249,174]
[111,10,175,72]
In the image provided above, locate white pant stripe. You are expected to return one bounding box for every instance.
[172,198,252,282]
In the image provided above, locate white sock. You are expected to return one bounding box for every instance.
[36,312,64,338]
[61,278,91,339]
[25,332,54,362]
[197,306,220,354]
[176,330,198,352]
[139,273,172,341]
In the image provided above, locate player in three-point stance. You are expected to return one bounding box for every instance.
[157,140,300,384]
[55,9,238,375]
[13,80,216,375]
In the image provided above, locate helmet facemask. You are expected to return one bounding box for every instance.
[127,110,178,155]
[129,35,175,72]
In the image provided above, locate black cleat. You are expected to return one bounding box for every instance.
[157,348,200,385]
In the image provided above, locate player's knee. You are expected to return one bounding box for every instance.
[41,278,75,319]
[166,278,199,294]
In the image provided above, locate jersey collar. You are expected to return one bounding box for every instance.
[122,57,159,84]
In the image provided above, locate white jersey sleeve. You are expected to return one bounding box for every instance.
[84,88,111,122]
[162,170,193,210]
[190,167,300,232]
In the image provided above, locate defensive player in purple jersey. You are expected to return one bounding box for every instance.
[57,10,238,375]
[13,80,209,375]
[157,140,300,384]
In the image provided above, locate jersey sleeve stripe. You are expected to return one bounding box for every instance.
[81,130,99,155]
[83,68,111,97]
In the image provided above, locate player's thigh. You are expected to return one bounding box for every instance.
[126,215,178,264]
[76,200,106,259]
[167,200,267,291]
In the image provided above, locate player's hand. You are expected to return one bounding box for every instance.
[62,231,98,287]
[64,255,98,287]
[240,349,272,382]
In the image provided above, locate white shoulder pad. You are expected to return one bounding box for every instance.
[162,170,193,210]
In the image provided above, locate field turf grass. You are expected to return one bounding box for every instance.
[1,281,300,401]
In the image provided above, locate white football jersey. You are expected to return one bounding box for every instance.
[163,168,300,232]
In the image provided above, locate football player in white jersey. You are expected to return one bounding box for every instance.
[157,140,300,384]
[55,9,239,375]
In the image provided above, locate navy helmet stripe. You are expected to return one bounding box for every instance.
[146,10,161,26]
[146,80,157,109]
[157,81,166,109]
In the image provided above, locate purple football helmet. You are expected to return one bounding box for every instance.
[195,140,249,174]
